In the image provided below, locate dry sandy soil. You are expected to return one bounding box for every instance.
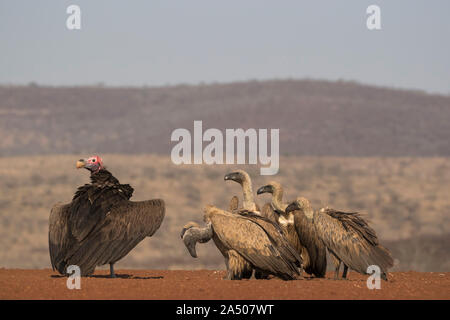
[1,269,448,300]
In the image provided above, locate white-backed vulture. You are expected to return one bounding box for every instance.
[181,205,303,280]
[224,170,270,279]
[49,155,165,277]
[257,182,327,278]
[224,170,259,212]
[285,197,394,280]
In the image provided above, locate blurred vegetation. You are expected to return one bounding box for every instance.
[1,80,450,157]
[0,155,449,272]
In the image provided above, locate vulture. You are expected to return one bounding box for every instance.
[224,170,275,279]
[224,170,259,212]
[181,205,303,280]
[224,170,275,222]
[285,197,394,280]
[257,182,327,278]
[49,156,165,277]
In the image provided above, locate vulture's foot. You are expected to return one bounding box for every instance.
[342,265,349,279]
[109,263,116,278]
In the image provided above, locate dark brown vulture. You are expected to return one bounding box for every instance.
[257,182,327,278]
[49,156,165,277]
[285,197,394,280]
[181,205,302,280]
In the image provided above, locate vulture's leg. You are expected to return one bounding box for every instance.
[297,267,304,280]
[342,265,349,279]
[109,263,116,278]
[254,270,270,280]
[223,269,233,280]
[330,253,341,280]
[222,257,231,280]
[241,261,253,279]
[334,261,341,280]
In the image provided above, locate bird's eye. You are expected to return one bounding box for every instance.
[92,159,96,162]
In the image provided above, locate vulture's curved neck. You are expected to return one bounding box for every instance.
[304,207,315,221]
[271,186,287,213]
[90,169,118,185]
[241,179,257,211]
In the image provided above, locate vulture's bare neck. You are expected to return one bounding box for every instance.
[241,180,257,211]
[271,185,288,213]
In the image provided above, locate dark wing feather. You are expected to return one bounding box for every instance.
[293,211,327,277]
[48,203,72,273]
[241,212,303,268]
[323,208,379,246]
[315,210,393,276]
[53,199,165,276]
[68,183,131,242]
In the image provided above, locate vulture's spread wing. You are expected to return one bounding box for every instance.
[49,197,165,276]
[66,199,165,275]
[48,203,71,273]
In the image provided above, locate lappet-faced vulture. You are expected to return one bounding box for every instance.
[285,197,394,280]
[257,182,327,278]
[181,205,303,280]
[49,156,165,277]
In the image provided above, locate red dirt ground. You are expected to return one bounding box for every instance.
[0,269,448,300]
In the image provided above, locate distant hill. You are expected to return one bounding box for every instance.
[0,79,449,157]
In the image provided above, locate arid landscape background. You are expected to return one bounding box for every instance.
[0,80,449,272]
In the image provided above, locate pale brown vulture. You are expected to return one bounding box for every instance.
[285,197,393,280]
[224,170,259,212]
[181,205,303,280]
[49,155,165,277]
[257,182,327,278]
[224,170,272,279]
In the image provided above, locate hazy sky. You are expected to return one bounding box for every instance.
[1,1,449,93]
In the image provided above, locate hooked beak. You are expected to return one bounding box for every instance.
[257,185,271,195]
[285,203,298,214]
[180,227,188,239]
[76,159,86,169]
[224,172,238,182]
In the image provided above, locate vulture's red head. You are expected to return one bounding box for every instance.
[76,155,104,173]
